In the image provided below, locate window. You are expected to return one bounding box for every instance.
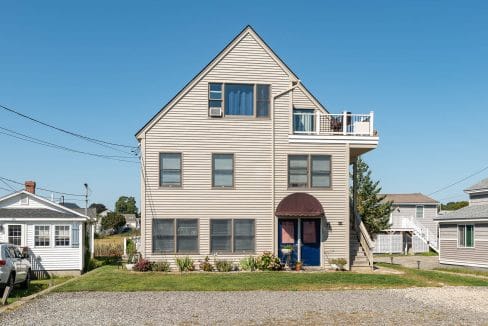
[212,154,234,188]
[415,205,424,219]
[160,153,182,187]
[311,155,331,188]
[152,219,198,253]
[208,83,270,117]
[458,225,474,248]
[34,225,50,247]
[209,83,223,110]
[288,154,331,188]
[293,108,315,133]
[256,85,270,117]
[210,219,255,253]
[55,225,70,247]
[8,225,22,246]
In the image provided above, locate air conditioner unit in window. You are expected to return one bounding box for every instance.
[209,107,223,117]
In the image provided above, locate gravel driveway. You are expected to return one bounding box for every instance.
[1,287,487,325]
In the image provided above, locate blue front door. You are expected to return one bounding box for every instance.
[278,218,321,267]
[300,219,321,266]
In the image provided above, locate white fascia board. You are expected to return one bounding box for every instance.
[289,135,379,146]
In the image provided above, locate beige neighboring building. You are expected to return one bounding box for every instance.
[436,178,488,269]
[374,193,440,254]
[136,26,379,270]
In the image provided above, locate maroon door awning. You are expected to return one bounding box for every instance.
[276,193,324,217]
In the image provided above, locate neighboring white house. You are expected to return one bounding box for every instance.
[436,178,488,268]
[0,181,94,276]
[374,193,440,254]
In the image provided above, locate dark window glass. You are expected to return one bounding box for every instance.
[55,225,70,247]
[160,153,181,187]
[152,219,174,253]
[213,154,234,187]
[234,219,255,252]
[8,225,21,246]
[225,84,254,116]
[35,225,50,247]
[176,219,198,253]
[311,155,331,188]
[256,85,270,117]
[293,108,315,133]
[211,220,232,252]
[288,155,308,188]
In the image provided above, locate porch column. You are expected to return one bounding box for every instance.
[352,158,358,217]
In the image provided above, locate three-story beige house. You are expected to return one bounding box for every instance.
[136,26,379,270]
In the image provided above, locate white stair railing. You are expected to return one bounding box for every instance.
[403,216,439,253]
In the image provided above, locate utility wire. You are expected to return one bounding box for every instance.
[0,176,85,197]
[0,126,139,164]
[0,178,17,192]
[428,164,488,196]
[0,104,137,151]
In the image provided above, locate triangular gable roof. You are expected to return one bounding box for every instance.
[135,25,327,139]
[0,190,92,221]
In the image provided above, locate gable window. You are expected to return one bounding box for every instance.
[212,154,234,188]
[288,154,331,188]
[152,219,198,253]
[210,219,255,253]
[208,83,270,118]
[55,225,70,247]
[458,225,474,248]
[293,108,315,133]
[34,225,50,247]
[8,225,22,246]
[160,153,182,187]
[415,205,424,219]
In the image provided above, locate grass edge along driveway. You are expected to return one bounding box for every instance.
[55,265,488,292]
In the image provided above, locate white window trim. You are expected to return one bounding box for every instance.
[34,225,51,248]
[457,224,475,249]
[7,224,23,246]
[415,205,424,219]
[54,225,71,247]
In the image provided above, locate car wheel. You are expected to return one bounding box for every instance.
[21,270,31,289]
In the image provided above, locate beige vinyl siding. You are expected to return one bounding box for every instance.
[391,204,438,235]
[439,223,488,267]
[142,33,288,263]
[469,193,488,206]
[141,31,351,268]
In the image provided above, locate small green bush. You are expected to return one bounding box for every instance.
[239,256,258,271]
[215,260,233,272]
[133,259,152,272]
[256,252,282,271]
[199,256,214,272]
[151,261,171,272]
[176,256,195,272]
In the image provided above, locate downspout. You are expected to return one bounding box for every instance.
[272,80,301,254]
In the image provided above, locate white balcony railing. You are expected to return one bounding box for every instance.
[389,215,438,252]
[293,111,375,136]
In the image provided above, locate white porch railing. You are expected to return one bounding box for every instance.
[389,215,438,253]
[293,111,375,136]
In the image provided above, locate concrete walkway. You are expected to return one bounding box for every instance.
[374,255,439,270]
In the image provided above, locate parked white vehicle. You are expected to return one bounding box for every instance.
[0,243,31,292]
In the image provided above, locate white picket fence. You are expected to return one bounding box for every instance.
[373,234,403,254]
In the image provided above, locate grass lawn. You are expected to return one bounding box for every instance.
[434,266,488,278]
[7,277,72,304]
[55,264,487,293]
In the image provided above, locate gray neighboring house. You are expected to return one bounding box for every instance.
[123,214,140,230]
[435,178,488,269]
[374,193,440,254]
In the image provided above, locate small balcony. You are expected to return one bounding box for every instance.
[289,111,378,157]
[292,111,376,136]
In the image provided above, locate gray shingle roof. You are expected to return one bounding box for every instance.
[435,204,488,221]
[465,178,488,192]
[0,208,79,219]
[381,193,439,204]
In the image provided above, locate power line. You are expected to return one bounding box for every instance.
[428,164,488,196]
[0,126,139,164]
[0,178,17,192]
[0,103,137,151]
[0,176,85,197]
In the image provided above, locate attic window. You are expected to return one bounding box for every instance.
[20,196,29,206]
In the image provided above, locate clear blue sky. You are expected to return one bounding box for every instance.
[1,1,487,208]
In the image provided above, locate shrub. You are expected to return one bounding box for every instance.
[176,256,195,272]
[133,259,152,272]
[151,261,171,272]
[215,260,233,272]
[199,256,214,272]
[101,212,126,232]
[239,256,258,271]
[256,252,283,271]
